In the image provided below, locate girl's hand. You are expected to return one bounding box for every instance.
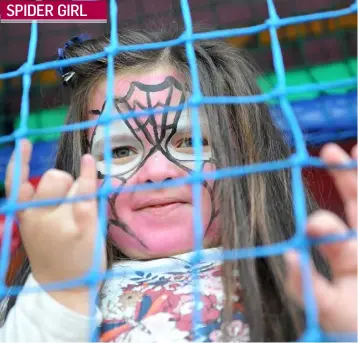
[5,139,107,315]
[285,143,357,333]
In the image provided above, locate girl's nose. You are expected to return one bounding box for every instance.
[135,150,182,184]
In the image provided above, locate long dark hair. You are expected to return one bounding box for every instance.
[1,27,329,341]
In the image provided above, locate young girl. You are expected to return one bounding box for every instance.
[0,28,357,342]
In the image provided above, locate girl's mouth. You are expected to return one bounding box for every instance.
[134,197,188,210]
[136,202,187,214]
[143,201,183,208]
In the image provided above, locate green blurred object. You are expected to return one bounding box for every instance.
[257,58,357,104]
[259,69,317,102]
[14,106,69,143]
[310,61,356,95]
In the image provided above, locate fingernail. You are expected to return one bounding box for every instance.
[81,154,92,166]
[284,250,298,265]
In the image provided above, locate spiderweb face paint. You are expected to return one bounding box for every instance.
[90,76,212,178]
[87,73,220,258]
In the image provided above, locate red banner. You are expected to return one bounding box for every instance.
[0,0,107,23]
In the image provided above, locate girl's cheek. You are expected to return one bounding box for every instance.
[101,175,136,217]
[202,162,216,181]
[97,176,125,191]
[96,177,127,213]
[202,161,220,227]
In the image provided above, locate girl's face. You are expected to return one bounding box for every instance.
[87,66,220,259]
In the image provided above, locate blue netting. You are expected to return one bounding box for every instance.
[0,0,357,341]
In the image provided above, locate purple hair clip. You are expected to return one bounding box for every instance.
[57,33,91,85]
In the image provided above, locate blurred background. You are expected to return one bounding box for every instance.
[0,0,357,221]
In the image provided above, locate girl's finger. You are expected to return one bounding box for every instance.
[285,250,333,308]
[33,169,74,211]
[66,155,98,234]
[16,183,36,207]
[307,210,357,277]
[284,250,353,332]
[5,140,34,201]
[320,143,357,228]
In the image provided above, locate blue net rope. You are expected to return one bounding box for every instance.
[0,0,357,341]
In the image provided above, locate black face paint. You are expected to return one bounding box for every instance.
[88,76,219,250]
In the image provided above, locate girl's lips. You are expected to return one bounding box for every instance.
[133,196,189,211]
[136,202,187,215]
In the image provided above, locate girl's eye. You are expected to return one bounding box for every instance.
[177,137,209,148]
[112,147,136,159]
[103,147,138,165]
